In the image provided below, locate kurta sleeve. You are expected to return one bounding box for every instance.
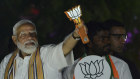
[40,42,74,70]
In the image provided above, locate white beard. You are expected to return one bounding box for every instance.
[17,40,38,54]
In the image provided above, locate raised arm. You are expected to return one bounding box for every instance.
[62,23,87,56]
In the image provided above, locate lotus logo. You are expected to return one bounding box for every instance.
[64,5,81,20]
[79,59,104,79]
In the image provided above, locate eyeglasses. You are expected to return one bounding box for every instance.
[18,31,37,39]
[110,34,127,40]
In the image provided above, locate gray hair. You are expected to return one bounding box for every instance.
[13,19,37,35]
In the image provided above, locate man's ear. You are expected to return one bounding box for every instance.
[12,36,17,45]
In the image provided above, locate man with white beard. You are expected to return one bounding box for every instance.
[0,19,83,79]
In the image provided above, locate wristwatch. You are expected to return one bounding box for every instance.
[72,33,80,40]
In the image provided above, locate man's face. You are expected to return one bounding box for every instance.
[110,26,127,53]
[90,30,110,56]
[12,24,38,54]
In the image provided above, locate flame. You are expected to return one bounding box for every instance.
[64,5,82,24]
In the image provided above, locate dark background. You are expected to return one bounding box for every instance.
[0,0,140,72]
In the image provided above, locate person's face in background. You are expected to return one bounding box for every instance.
[110,26,127,53]
[88,30,110,56]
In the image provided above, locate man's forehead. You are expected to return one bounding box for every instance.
[17,24,35,32]
[97,30,109,36]
[111,26,126,34]
[20,30,36,34]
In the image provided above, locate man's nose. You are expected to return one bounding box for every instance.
[120,37,126,44]
[26,34,33,39]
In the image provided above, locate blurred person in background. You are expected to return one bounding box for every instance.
[62,21,132,79]
[103,19,140,79]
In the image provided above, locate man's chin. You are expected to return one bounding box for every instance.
[20,46,37,54]
[22,48,37,54]
[117,48,123,53]
[102,49,111,56]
